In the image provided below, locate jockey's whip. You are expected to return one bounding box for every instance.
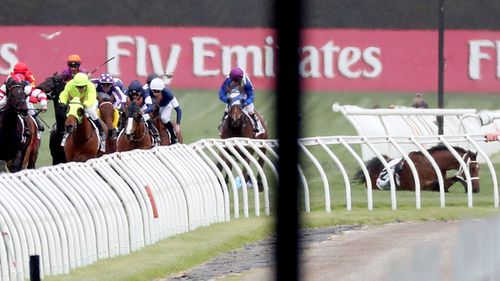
[89,57,116,76]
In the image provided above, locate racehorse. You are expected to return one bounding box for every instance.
[63,97,107,162]
[149,104,183,145]
[0,80,39,171]
[220,90,269,191]
[353,145,480,193]
[220,91,268,140]
[117,101,153,151]
[97,98,118,154]
[37,73,67,164]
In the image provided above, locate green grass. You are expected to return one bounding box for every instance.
[45,217,272,281]
[40,90,500,280]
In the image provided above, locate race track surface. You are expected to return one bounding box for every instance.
[164,221,461,281]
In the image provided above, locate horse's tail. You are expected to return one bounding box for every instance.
[352,155,389,184]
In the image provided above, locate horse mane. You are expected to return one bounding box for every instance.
[424,144,468,154]
[352,155,390,184]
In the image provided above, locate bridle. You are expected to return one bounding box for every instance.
[43,76,64,100]
[5,84,27,114]
[65,101,94,143]
[455,151,479,182]
[125,113,148,142]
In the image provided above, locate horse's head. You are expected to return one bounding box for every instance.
[457,150,480,193]
[124,101,143,140]
[228,90,243,128]
[37,73,65,100]
[64,97,85,133]
[5,82,28,116]
[98,92,113,104]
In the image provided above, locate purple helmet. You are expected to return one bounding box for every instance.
[99,73,114,84]
[229,67,244,82]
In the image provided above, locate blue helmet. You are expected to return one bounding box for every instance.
[99,73,114,84]
[127,80,144,96]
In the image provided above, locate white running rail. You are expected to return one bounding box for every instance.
[0,134,497,280]
[332,103,500,162]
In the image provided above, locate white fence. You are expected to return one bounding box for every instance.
[0,134,498,280]
[0,145,226,281]
[333,103,500,161]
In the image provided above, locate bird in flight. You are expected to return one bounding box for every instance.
[40,31,62,40]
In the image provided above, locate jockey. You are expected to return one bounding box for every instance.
[147,78,182,144]
[125,80,161,145]
[113,77,126,92]
[10,62,36,87]
[0,74,47,131]
[92,73,125,139]
[27,85,48,132]
[92,73,126,110]
[143,73,160,92]
[61,54,88,82]
[376,157,404,190]
[218,67,264,134]
[59,73,106,151]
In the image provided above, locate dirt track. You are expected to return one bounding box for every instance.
[163,221,460,281]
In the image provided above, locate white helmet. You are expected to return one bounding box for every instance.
[150,78,165,91]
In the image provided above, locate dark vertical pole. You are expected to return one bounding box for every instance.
[437,0,445,134]
[30,255,41,281]
[275,0,302,279]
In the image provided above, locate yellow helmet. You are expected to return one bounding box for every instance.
[73,73,89,87]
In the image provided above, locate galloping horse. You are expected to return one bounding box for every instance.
[97,98,118,154]
[63,97,108,162]
[149,104,183,145]
[117,101,153,151]
[37,73,67,164]
[353,145,480,193]
[220,90,269,191]
[0,80,39,171]
[220,91,268,140]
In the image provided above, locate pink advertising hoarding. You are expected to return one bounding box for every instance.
[0,26,499,93]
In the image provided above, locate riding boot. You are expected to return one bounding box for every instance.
[164,121,178,144]
[249,113,263,133]
[34,115,45,132]
[218,111,228,132]
[93,118,107,152]
[146,119,161,146]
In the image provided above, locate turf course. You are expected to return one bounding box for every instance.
[41,90,500,281]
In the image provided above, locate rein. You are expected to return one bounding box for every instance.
[99,101,114,109]
[66,101,95,144]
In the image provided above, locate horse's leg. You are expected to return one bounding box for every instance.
[256,148,267,192]
[224,154,232,183]
[12,150,23,172]
[50,130,66,164]
[443,173,460,192]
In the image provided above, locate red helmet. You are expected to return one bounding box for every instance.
[13,74,26,82]
[13,62,28,74]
